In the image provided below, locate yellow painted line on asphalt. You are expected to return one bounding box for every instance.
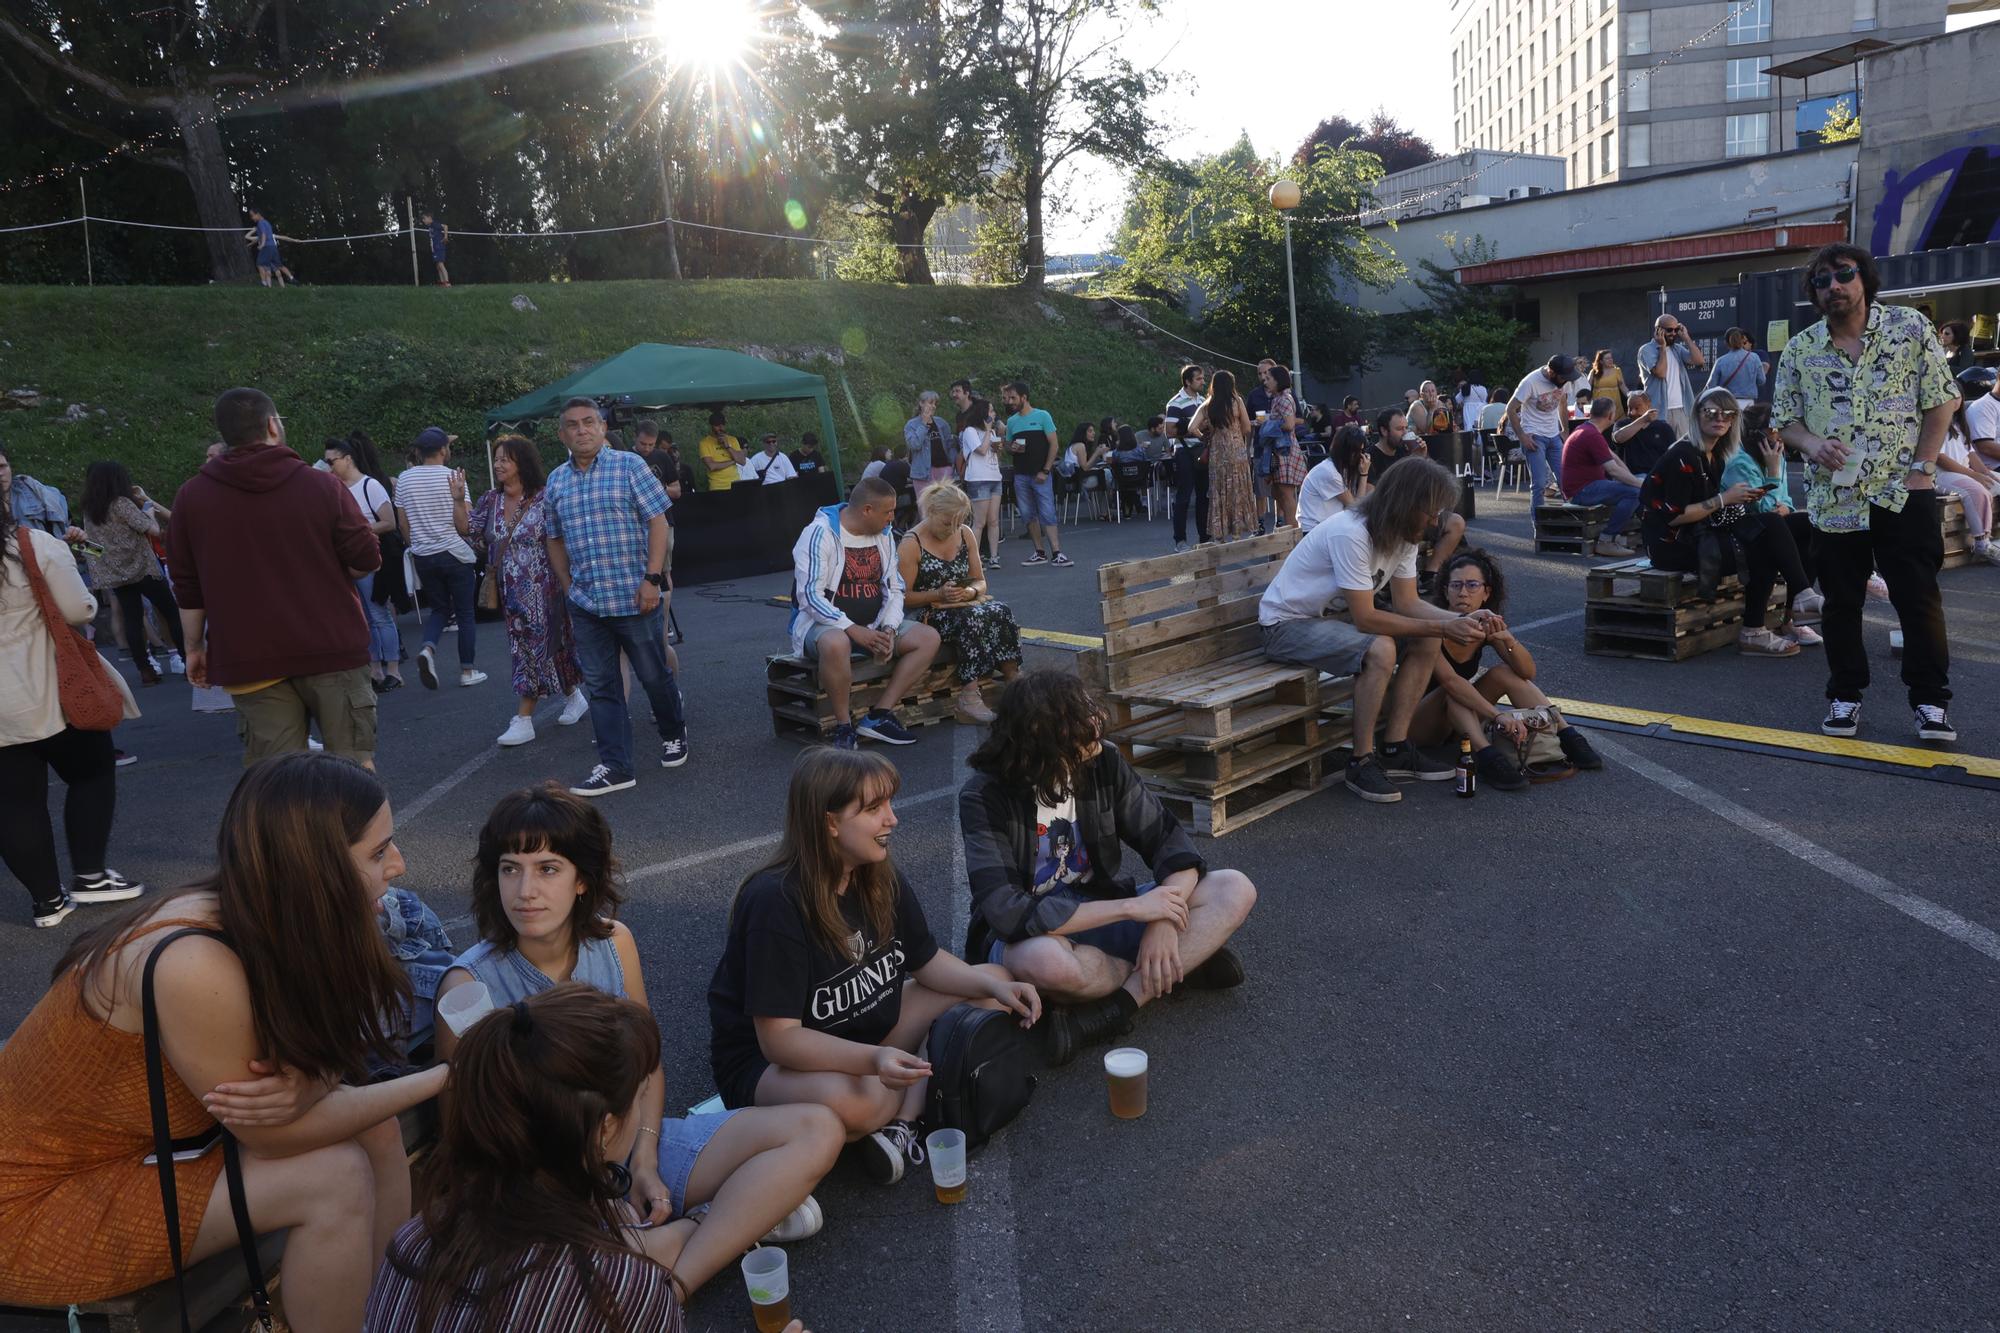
[1021,627,1105,649]
[1551,697,2000,778]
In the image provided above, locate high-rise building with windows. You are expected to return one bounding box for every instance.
[1450,0,1946,186]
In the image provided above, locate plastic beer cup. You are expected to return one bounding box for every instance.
[435,981,494,1037]
[926,1128,968,1204]
[741,1246,791,1333]
[1105,1047,1148,1119]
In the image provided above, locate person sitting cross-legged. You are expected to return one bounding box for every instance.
[1259,457,1498,803]
[1560,396,1646,556]
[1408,549,1603,791]
[788,477,942,749]
[959,671,1258,1067]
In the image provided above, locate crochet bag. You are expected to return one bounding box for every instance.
[15,526,126,731]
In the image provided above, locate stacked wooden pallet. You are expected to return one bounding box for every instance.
[1533,501,1613,553]
[1097,530,1349,836]
[1940,491,1972,570]
[766,651,982,744]
[1583,557,1782,662]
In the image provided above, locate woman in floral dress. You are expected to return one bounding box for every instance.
[1266,365,1307,528]
[470,435,587,748]
[896,482,1022,723]
[1195,369,1258,541]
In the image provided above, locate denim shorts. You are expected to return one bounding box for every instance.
[1260,616,1376,678]
[987,884,1152,966]
[1014,473,1058,526]
[652,1109,739,1217]
[803,617,922,662]
[963,479,1001,501]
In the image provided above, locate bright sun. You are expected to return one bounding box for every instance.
[652,0,757,69]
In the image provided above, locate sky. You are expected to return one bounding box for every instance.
[1044,0,1458,253]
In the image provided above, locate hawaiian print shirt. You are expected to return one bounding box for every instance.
[1771,301,1959,534]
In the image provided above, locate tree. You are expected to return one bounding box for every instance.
[1294,111,1439,177]
[969,169,1028,284]
[1818,97,1860,145]
[990,0,1160,290]
[1400,234,1531,390]
[797,0,1002,283]
[1112,136,1402,379]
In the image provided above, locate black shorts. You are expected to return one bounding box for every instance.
[715,1054,770,1111]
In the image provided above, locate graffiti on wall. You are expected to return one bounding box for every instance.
[1871,142,2000,255]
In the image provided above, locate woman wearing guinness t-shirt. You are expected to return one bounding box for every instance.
[708,749,1039,1186]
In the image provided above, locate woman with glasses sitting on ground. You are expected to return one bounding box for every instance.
[1408,549,1602,791]
[1637,386,1809,659]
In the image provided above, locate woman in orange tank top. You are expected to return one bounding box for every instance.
[0,754,446,1331]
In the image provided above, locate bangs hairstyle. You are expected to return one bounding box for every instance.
[58,754,409,1082]
[472,784,623,951]
[1694,386,1745,460]
[491,433,546,496]
[918,479,971,525]
[1430,548,1507,614]
[398,983,664,1333]
[745,748,903,958]
[967,670,1108,806]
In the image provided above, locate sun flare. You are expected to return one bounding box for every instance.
[652,0,758,70]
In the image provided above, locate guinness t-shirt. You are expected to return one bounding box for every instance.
[708,866,940,1104]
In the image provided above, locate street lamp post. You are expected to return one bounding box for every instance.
[1269,178,1303,405]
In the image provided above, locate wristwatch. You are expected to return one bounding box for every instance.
[1912,459,1937,477]
[645,572,668,589]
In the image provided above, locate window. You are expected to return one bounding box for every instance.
[1627,73,1648,112]
[1628,123,1650,167]
[1601,131,1612,176]
[1726,56,1770,101]
[1728,0,1771,45]
[1626,11,1650,55]
[1726,112,1770,157]
[1854,0,1878,29]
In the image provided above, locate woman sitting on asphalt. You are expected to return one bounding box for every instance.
[1409,549,1603,791]
[896,482,1022,725]
[367,983,810,1333]
[0,754,444,1331]
[1637,386,1808,659]
[707,748,1038,1185]
[434,784,841,1293]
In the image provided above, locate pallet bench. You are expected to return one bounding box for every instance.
[1584,557,1785,661]
[1533,501,1613,553]
[1096,530,1351,836]
[766,647,994,744]
[1940,491,1971,570]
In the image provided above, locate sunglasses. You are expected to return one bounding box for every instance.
[1701,407,1739,421]
[1810,265,1860,290]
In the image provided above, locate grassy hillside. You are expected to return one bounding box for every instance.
[0,280,1211,496]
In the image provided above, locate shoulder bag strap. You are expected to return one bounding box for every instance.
[142,926,275,1333]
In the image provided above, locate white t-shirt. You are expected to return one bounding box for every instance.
[1509,370,1568,439]
[1964,394,2000,446]
[1943,425,1972,468]
[346,475,390,524]
[961,427,1001,483]
[1258,508,1417,625]
[397,463,474,562]
[1296,459,1350,533]
[1457,384,1489,431]
[753,450,797,484]
[861,460,886,480]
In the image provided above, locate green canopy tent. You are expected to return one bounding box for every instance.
[485,342,845,491]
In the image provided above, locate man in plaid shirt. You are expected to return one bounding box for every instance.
[545,396,689,796]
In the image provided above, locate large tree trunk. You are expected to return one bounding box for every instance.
[656,143,682,279]
[891,195,939,284]
[1020,171,1045,290]
[174,92,254,282]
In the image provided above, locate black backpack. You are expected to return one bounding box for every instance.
[925,1002,1037,1150]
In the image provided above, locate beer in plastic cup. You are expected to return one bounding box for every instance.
[741,1246,791,1333]
[1830,441,1865,489]
[1105,1047,1148,1119]
[926,1127,968,1204]
[436,981,494,1037]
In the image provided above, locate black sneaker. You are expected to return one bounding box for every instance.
[32,893,75,929]
[1556,726,1603,771]
[1038,990,1139,1068]
[1822,699,1861,737]
[856,1119,924,1185]
[569,764,636,798]
[660,737,689,768]
[831,721,859,751]
[1914,704,1956,742]
[1344,754,1402,803]
[378,675,403,693]
[856,709,917,745]
[1183,945,1245,990]
[1051,552,1075,568]
[70,870,145,904]
[1020,551,1048,566]
[1378,741,1454,782]
[1474,745,1530,792]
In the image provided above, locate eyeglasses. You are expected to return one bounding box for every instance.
[1445,579,1486,592]
[1701,407,1738,421]
[1810,265,1860,290]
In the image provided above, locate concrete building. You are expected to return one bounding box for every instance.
[1450,0,1945,189]
[1368,151,1567,221]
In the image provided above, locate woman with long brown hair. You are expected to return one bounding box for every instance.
[708,748,1039,1186]
[1589,349,1627,419]
[1193,369,1257,541]
[472,434,588,748]
[0,753,443,1329]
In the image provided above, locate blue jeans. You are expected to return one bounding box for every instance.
[1526,434,1563,509]
[1571,478,1642,536]
[413,552,477,666]
[1013,473,1058,528]
[571,602,685,777]
[354,573,402,666]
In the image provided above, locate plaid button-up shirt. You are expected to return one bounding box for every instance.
[543,447,670,617]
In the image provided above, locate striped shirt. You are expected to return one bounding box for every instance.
[543,447,670,618]
[364,1215,686,1333]
[398,464,474,561]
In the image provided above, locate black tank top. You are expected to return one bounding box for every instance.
[1446,641,1485,681]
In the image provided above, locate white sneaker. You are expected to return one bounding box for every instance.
[762,1196,824,1244]
[164,651,186,675]
[559,688,590,725]
[458,669,488,687]
[1978,542,2000,566]
[497,715,536,747]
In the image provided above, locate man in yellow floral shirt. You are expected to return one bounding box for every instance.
[1774,244,1960,743]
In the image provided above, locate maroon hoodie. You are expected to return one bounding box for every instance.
[168,443,381,686]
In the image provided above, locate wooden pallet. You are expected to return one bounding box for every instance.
[1583,557,1786,661]
[1138,737,1337,837]
[1940,491,1972,570]
[1533,502,1612,553]
[767,651,986,744]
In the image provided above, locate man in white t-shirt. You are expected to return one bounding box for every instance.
[1259,458,1497,804]
[1636,314,1707,441]
[749,433,798,484]
[1963,367,2000,469]
[1505,353,1577,512]
[1295,456,1349,533]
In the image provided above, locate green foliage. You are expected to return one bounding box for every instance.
[1398,233,1531,388]
[1819,98,1861,144]
[969,171,1028,285]
[1111,138,1401,379]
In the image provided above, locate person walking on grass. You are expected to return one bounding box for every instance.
[545,397,689,796]
[1002,381,1072,567]
[1774,243,1961,742]
[422,211,450,287]
[243,207,291,288]
[397,428,486,692]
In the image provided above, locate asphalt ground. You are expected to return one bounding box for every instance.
[5,485,1999,1332]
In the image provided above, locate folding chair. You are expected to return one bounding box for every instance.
[1111,459,1151,523]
